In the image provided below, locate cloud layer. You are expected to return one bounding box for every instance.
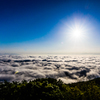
[0,54,100,83]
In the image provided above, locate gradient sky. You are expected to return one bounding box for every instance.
[0,0,100,54]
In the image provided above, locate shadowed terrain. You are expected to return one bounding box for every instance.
[0,77,100,100]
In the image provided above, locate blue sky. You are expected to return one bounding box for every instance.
[0,0,100,54]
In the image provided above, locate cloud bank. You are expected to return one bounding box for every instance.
[0,54,100,83]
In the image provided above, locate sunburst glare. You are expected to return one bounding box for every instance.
[63,17,91,42]
[71,26,84,39]
[56,15,95,53]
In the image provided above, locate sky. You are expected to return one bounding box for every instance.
[0,0,100,54]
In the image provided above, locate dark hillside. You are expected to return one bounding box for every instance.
[0,78,100,100]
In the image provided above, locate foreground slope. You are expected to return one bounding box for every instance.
[0,78,100,100]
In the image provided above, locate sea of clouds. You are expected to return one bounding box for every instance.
[0,54,100,84]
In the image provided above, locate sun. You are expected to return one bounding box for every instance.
[66,22,86,41]
[71,26,83,38]
[61,17,90,43]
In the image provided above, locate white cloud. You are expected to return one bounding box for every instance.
[0,55,100,83]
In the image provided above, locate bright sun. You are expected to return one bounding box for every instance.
[72,27,83,38]
[63,17,90,42]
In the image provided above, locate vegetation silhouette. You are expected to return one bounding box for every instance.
[0,78,100,100]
